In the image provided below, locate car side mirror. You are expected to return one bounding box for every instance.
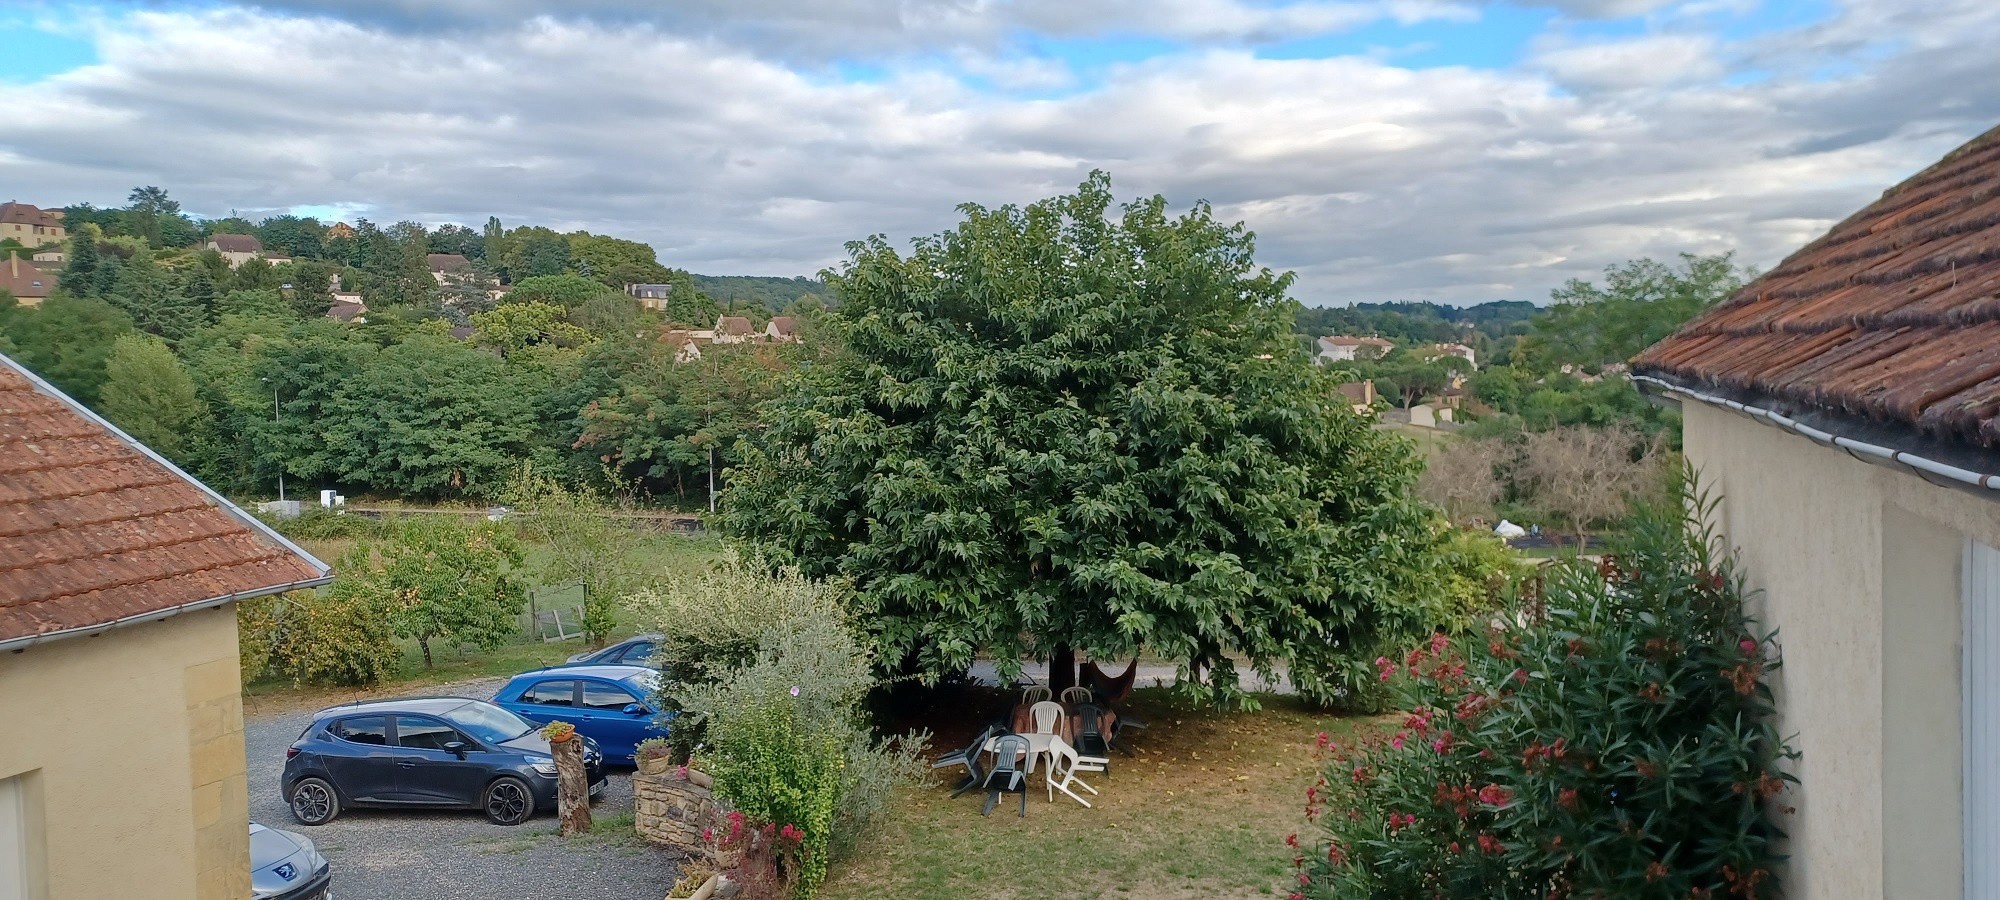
[443,741,468,758]
[623,703,649,716]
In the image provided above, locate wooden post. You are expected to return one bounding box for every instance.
[553,735,591,837]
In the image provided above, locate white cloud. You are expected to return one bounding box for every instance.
[2,1,1998,305]
[1529,33,1723,92]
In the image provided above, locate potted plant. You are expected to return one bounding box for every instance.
[540,721,576,744]
[635,737,674,776]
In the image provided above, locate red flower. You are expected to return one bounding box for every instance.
[1477,784,1513,806]
[1477,833,1505,854]
[1285,833,1299,848]
[1557,788,1579,810]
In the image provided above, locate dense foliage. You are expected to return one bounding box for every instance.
[1293,476,1796,899]
[237,586,403,686]
[723,173,1455,706]
[2,187,827,503]
[632,561,927,899]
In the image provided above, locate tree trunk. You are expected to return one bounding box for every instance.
[553,735,591,837]
[419,637,433,668]
[1050,644,1078,694]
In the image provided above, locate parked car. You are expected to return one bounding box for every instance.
[564,632,663,666]
[493,664,669,765]
[282,696,604,827]
[251,822,332,900]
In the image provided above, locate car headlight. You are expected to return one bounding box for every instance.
[527,756,558,777]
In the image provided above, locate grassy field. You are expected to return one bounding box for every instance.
[825,686,1378,900]
[244,525,726,716]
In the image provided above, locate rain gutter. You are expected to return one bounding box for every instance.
[1632,374,2000,494]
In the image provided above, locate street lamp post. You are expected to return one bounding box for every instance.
[261,377,285,504]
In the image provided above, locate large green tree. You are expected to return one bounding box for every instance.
[722,173,1446,705]
[98,334,209,458]
[1519,253,1750,373]
[343,517,527,667]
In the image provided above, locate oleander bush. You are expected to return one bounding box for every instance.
[1291,474,1797,900]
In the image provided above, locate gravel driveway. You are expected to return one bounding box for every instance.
[245,677,683,900]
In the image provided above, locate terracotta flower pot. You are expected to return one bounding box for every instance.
[637,754,673,776]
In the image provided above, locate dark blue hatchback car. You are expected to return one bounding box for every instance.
[282,697,604,827]
[493,664,669,765]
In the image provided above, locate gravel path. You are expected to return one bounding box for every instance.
[245,677,683,900]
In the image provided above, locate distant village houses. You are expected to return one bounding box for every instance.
[627,283,674,312]
[1,252,55,306]
[1315,335,1394,364]
[206,233,290,268]
[0,201,66,247]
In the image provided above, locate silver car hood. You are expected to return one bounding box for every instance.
[250,823,325,895]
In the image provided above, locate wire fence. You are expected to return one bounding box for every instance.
[527,580,588,643]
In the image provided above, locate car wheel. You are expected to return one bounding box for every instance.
[482,776,534,826]
[289,777,340,826]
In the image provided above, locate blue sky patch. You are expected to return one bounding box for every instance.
[0,12,97,83]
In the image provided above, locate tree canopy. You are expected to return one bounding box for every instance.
[721,173,1448,705]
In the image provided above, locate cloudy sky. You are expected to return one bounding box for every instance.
[3,1,1998,304]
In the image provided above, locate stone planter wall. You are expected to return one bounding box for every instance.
[635,773,722,850]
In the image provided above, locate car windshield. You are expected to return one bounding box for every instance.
[622,671,660,695]
[442,701,537,744]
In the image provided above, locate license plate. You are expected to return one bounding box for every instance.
[589,780,605,796]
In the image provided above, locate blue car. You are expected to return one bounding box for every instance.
[493,665,668,765]
[282,696,605,827]
[564,633,662,667]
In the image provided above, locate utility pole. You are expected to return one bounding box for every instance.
[261,377,285,503]
[708,446,716,514]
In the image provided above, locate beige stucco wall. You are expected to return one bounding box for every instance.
[1682,401,2000,900]
[0,608,251,900]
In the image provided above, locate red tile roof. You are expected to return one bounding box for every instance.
[208,233,263,253]
[1635,123,2000,449]
[0,201,62,228]
[1,252,52,299]
[716,315,755,335]
[427,253,473,273]
[0,355,329,647]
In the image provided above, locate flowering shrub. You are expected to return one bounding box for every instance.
[703,811,812,900]
[1292,476,1798,899]
[657,559,930,899]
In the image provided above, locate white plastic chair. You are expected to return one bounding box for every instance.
[1020,685,1052,705]
[1045,738,1107,807]
[1059,686,1094,705]
[1027,700,1066,737]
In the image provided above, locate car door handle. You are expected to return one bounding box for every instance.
[398,761,417,768]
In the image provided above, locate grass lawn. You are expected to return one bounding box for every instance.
[826,685,1379,900]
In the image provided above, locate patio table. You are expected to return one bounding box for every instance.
[983,732,1059,775]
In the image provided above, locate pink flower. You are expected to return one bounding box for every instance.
[1477,784,1513,806]
[1391,732,1407,750]
[1431,632,1450,654]
[789,685,801,697]
[1739,639,1757,653]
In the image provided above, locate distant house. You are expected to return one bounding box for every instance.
[0,253,53,306]
[0,351,331,899]
[713,315,756,344]
[327,292,367,323]
[1316,335,1394,364]
[1632,124,2000,900]
[206,233,268,268]
[661,329,703,364]
[0,201,65,246]
[765,316,798,343]
[627,284,674,312]
[326,222,355,240]
[1426,342,1477,369]
[427,253,474,284]
[1335,379,1377,413]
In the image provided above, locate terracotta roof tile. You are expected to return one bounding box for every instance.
[0,355,329,645]
[1635,123,2000,449]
